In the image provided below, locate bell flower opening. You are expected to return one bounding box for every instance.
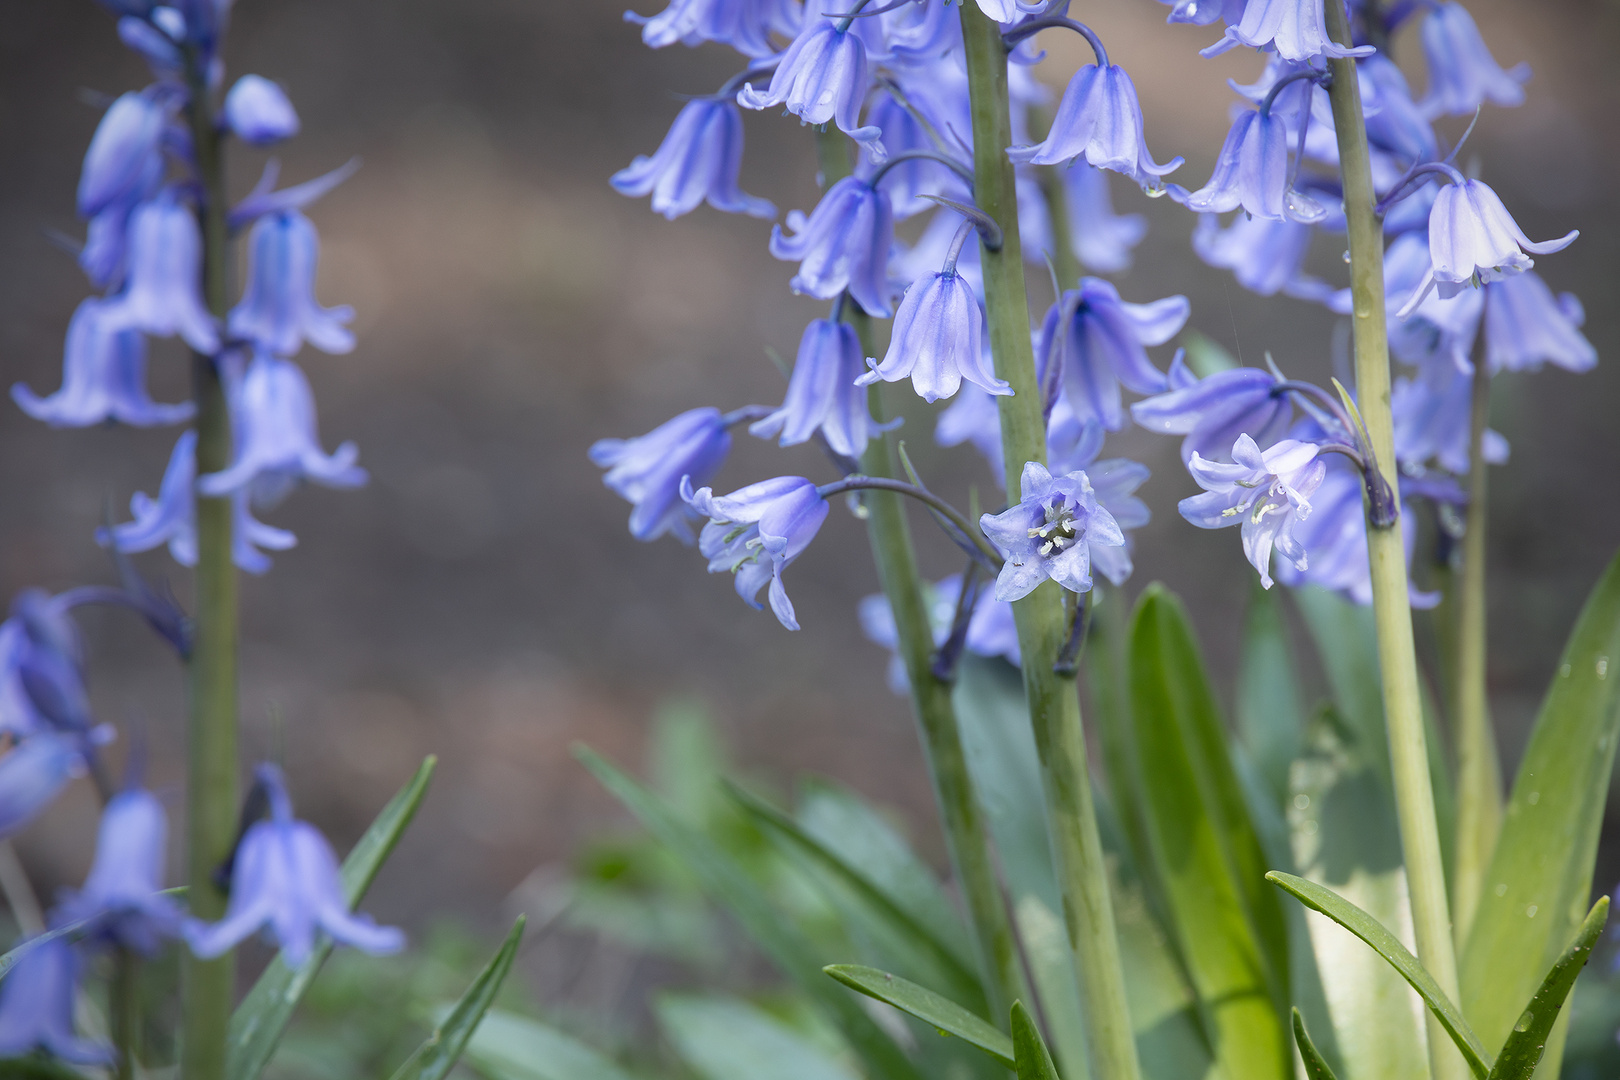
[979,461,1126,602]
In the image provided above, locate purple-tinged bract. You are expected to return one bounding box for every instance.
[750,318,871,457]
[12,300,194,428]
[980,462,1125,601]
[612,99,776,221]
[684,476,829,631]
[769,176,895,316]
[229,210,355,357]
[591,406,732,543]
[858,269,1010,403]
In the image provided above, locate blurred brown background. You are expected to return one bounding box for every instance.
[0,0,1615,973]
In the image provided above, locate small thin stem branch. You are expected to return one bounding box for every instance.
[962,5,1140,1076]
[1001,16,1108,68]
[817,477,1003,567]
[1053,589,1092,677]
[1323,8,1467,1080]
[1259,68,1326,119]
[931,561,983,682]
[866,149,977,193]
[1451,356,1501,947]
[1375,160,1464,215]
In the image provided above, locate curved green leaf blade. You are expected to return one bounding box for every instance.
[1010,1001,1060,1080]
[1462,551,1620,1078]
[459,1009,643,1080]
[388,915,525,1080]
[578,748,922,1080]
[1266,871,1491,1079]
[1488,897,1610,1080]
[226,756,436,1080]
[1292,1008,1341,1080]
[823,964,1013,1068]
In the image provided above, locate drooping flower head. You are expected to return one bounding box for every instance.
[1178,434,1325,589]
[229,210,356,357]
[683,476,830,631]
[769,176,895,316]
[750,318,872,457]
[1062,164,1146,273]
[1416,1,1529,118]
[186,763,406,967]
[1038,278,1187,430]
[590,406,733,543]
[224,75,301,145]
[53,787,184,954]
[1193,213,1333,301]
[1184,106,1322,223]
[1007,61,1182,190]
[0,939,110,1065]
[612,99,776,222]
[626,0,800,58]
[100,192,221,355]
[12,299,194,428]
[1484,271,1596,375]
[1200,0,1375,62]
[77,90,167,220]
[1131,360,1292,463]
[0,733,87,839]
[1391,353,1509,475]
[738,19,882,152]
[980,462,1126,602]
[858,247,1011,403]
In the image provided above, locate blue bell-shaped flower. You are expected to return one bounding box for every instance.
[612,99,776,221]
[53,787,184,954]
[590,406,733,543]
[12,300,195,428]
[750,318,872,458]
[684,476,830,631]
[100,192,221,355]
[229,210,355,358]
[0,939,109,1064]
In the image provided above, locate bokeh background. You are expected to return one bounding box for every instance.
[0,0,1615,1017]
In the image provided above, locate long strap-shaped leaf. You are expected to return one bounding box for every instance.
[823,964,1013,1068]
[388,915,525,1080]
[1292,1008,1340,1080]
[1266,871,1493,1079]
[1487,896,1610,1080]
[579,749,923,1080]
[1009,1001,1060,1080]
[226,756,436,1080]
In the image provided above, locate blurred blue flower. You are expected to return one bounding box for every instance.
[769,176,895,316]
[229,210,355,357]
[1157,0,1244,25]
[591,406,733,543]
[0,733,86,839]
[750,318,872,458]
[197,354,367,506]
[1391,355,1508,474]
[859,573,1020,694]
[1184,108,1321,222]
[1359,55,1437,166]
[224,75,300,145]
[100,192,220,355]
[936,383,1005,482]
[1131,362,1291,463]
[858,268,1010,402]
[1044,410,1150,585]
[684,476,829,631]
[1201,0,1374,62]
[101,430,299,574]
[626,0,799,58]
[0,938,109,1065]
[1007,62,1182,189]
[12,300,194,428]
[1484,271,1596,374]
[1273,462,1438,608]
[187,763,405,967]
[78,91,167,219]
[1178,434,1324,589]
[1193,212,1333,301]
[1062,164,1146,274]
[117,15,182,72]
[1416,1,1528,118]
[1038,278,1187,431]
[612,99,776,221]
[738,20,882,152]
[53,788,183,954]
[980,462,1124,601]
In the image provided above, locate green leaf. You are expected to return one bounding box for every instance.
[1265,871,1491,1078]
[1125,586,1291,1080]
[1291,588,1389,779]
[460,1009,643,1080]
[1013,897,1090,1080]
[823,964,1013,1068]
[577,748,922,1080]
[1238,580,1304,807]
[1179,329,1238,376]
[725,780,980,1003]
[388,916,525,1080]
[1487,897,1610,1080]
[658,995,862,1080]
[1462,551,1620,1078]
[1010,1001,1061,1080]
[1293,1008,1342,1080]
[226,756,436,1080]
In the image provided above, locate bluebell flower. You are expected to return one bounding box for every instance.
[80,193,153,290]
[1391,355,1508,474]
[229,210,355,357]
[1038,278,1187,431]
[224,75,300,144]
[1007,62,1182,190]
[591,407,733,543]
[979,462,1125,601]
[1359,55,1438,167]
[197,354,367,506]
[769,176,895,316]
[684,476,830,631]
[0,621,43,738]
[1400,177,1577,317]
[738,20,882,152]
[77,91,167,219]
[1043,410,1151,585]
[859,574,1020,694]
[881,0,960,68]
[1201,0,1374,62]
[102,430,299,575]
[750,318,871,457]
[857,94,970,219]
[626,0,799,59]
[117,15,183,72]
[1193,212,1333,301]
[1272,463,1438,608]
[12,300,194,428]
[0,733,86,839]
[1185,108,1323,223]
[0,938,109,1065]
[1179,434,1326,589]
[1131,363,1292,463]
[612,99,776,221]
[100,192,221,355]
[1062,164,1146,273]
[857,267,1011,403]
[1484,271,1596,374]
[890,206,983,301]
[1157,0,1245,25]
[1416,2,1529,118]
[186,763,405,966]
[53,788,183,954]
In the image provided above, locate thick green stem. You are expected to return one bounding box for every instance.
[1322,11,1465,1080]
[958,10,1140,1077]
[182,50,239,1080]
[816,130,1025,1024]
[112,947,140,1080]
[1450,361,1501,947]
